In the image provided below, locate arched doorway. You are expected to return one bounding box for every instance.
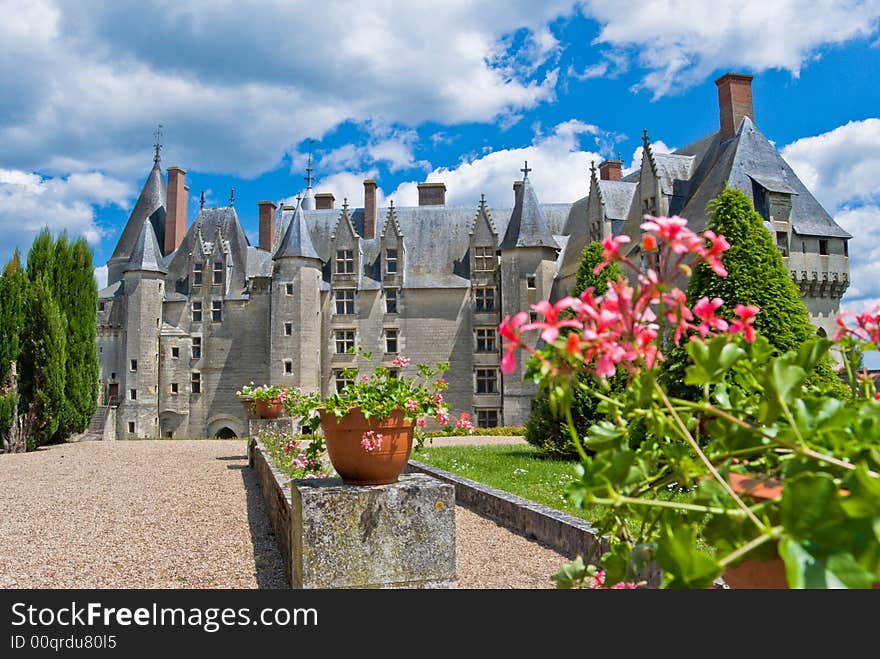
[817,327,828,338]
[215,427,237,439]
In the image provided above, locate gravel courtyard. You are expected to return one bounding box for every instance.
[0,440,566,589]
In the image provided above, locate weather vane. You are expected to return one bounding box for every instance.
[520,160,531,178]
[153,124,163,163]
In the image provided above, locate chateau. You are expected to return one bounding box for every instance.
[97,73,850,439]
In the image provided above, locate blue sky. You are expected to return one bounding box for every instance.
[2,1,880,323]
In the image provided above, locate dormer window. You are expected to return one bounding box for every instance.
[336,249,354,274]
[213,261,224,285]
[474,246,496,272]
[193,262,203,286]
[386,249,398,274]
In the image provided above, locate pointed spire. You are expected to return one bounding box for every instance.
[590,160,596,176]
[153,124,163,164]
[199,190,205,210]
[642,128,649,146]
[470,192,497,237]
[274,195,320,261]
[499,164,558,251]
[229,189,235,207]
[304,140,314,190]
[123,218,167,274]
[342,197,349,212]
[479,192,487,211]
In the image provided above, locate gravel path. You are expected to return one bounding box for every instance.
[0,440,565,589]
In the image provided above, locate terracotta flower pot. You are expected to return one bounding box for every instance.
[320,407,413,485]
[255,399,283,419]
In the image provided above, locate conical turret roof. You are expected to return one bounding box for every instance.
[122,217,167,274]
[274,199,320,260]
[499,167,559,250]
[111,159,167,262]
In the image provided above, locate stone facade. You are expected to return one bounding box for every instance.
[97,73,850,438]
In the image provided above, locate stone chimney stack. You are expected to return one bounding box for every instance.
[165,167,188,254]
[513,180,523,204]
[315,193,335,210]
[598,159,623,181]
[715,72,754,142]
[258,201,277,252]
[363,179,377,239]
[417,182,446,206]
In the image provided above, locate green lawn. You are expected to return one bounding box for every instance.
[413,443,597,522]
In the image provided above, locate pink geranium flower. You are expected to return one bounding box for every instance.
[693,297,728,336]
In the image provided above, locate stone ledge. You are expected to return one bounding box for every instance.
[406,459,663,588]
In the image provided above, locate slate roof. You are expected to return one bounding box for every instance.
[597,180,637,220]
[122,219,166,274]
[274,201,320,260]
[499,175,560,250]
[110,160,167,263]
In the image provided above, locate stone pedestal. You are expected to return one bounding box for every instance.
[290,474,456,589]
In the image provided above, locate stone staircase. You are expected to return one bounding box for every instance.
[81,405,112,441]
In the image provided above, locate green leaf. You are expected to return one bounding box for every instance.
[759,353,806,423]
[550,555,590,589]
[840,465,880,519]
[795,338,833,373]
[685,336,746,386]
[780,472,842,541]
[655,524,722,589]
[583,420,626,452]
[779,538,875,589]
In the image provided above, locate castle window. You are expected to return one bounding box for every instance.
[388,369,399,379]
[211,300,222,322]
[286,282,294,295]
[283,360,293,374]
[191,372,201,394]
[527,275,536,290]
[475,368,498,394]
[475,287,495,312]
[385,288,398,314]
[336,249,354,274]
[474,246,496,272]
[819,239,829,256]
[192,301,202,322]
[284,322,293,336]
[529,311,538,323]
[130,388,137,401]
[128,421,136,434]
[476,328,497,352]
[386,249,398,274]
[193,262,203,286]
[213,261,224,285]
[130,359,138,372]
[844,241,849,257]
[334,369,353,392]
[191,337,201,359]
[171,383,179,394]
[171,346,179,359]
[802,241,806,254]
[335,329,356,354]
[99,301,105,312]
[335,289,355,315]
[776,232,789,257]
[476,409,499,428]
[385,329,398,354]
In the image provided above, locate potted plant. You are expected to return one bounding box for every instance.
[236,383,291,419]
[501,216,880,589]
[286,352,462,485]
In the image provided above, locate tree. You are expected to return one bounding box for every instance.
[525,242,623,458]
[0,251,27,445]
[18,274,67,449]
[665,186,842,393]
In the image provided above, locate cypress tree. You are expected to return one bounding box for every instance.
[19,274,66,449]
[666,186,841,392]
[525,241,623,458]
[0,251,27,435]
[26,228,56,283]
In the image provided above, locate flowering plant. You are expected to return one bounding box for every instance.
[256,426,328,480]
[285,351,470,448]
[501,215,880,589]
[236,383,294,405]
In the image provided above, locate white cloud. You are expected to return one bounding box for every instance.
[782,118,880,211]
[623,140,673,176]
[579,1,880,97]
[94,264,107,289]
[0,168,131,263]
[384,119,610,208]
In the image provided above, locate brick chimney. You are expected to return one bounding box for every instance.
[165,167,188,254]
[315,193,335,210]
[363,179,377,239]
[598,159,623,181]
[513,180,523,204]
[417,182,446,206]
[715,73,754,142]
[258,201,277,252]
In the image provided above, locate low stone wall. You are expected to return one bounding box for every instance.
[248,437,293,582]
[406,459,663,587]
